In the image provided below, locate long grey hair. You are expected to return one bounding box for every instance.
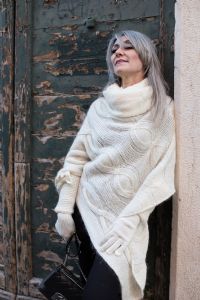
[106,30,169,122]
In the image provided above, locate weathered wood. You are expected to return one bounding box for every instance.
[32,22,159,62]
[162,0,175,96]
[17,295,45,300]
[15,0,32,162]
[152,1,175,298]
[14,0,33,297]
[0,3,4,283]
[1,0,17,294]
[0,269,5,290]
[15,163,32,296]
[0,106,3,270]
[0,289,15,299]
[32,94,94,134]
[33,0,160,29]
[30,1,174,298]
[29,278,46,299]
[0,0,175,298]
[17,296,43,300]
[32,18,160,96]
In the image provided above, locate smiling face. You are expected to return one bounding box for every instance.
[111,36,145,87]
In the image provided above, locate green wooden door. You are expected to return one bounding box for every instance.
[0,0,174,299]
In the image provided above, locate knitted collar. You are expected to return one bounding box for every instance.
[102,78,153,118]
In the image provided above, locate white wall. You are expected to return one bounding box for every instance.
[170,0,200,299]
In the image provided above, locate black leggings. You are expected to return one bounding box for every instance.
[72,206,122,300]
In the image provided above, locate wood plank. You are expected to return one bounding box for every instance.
[0,0,6,284]
[32,18,160,95]
[152,0,175,298]
[29,277,46,299]
[33,0,160,29]
[162,0,175,96]
[29,0,175,298]
[32,94,94,134]
[0,269,5,290]
[17,295,44,300]
[0,24,2,264]
[32,20,160,62]
[15,163,32,296]
[14,0,33,296]
[15,0,32,163]
[32,134,75,161]
[17,296,43,300]
[1,0,17,294]
[0,289,15,300]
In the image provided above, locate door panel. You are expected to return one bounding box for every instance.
[0,0,174,299]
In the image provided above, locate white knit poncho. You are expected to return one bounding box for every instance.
[55,78,176,300]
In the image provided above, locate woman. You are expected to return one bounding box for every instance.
[54,30,176,300]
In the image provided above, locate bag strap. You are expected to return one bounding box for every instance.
[63,233,87,283]
[64,233,78,263]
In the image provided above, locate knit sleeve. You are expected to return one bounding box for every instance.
[118,131,176,218]
[55,115,91,193]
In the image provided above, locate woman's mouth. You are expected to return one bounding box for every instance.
[115,59,128,65]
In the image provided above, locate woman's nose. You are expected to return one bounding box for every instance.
[115,47,124,56]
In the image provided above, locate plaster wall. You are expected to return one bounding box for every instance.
[170,0,200,299]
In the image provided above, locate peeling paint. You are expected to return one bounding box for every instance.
[35,184,49,192]
[37,251,62,264]
[63,25,78,31]
[94,67,107,75]
[44,114,63,130]
[49,32,77,45]
[45,62,91,76]
[34,95,58,107]
[95,31,110,38]
[43,0,58,6]
[33,50,60,62]
[35,135,52,144]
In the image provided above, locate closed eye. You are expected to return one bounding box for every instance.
[111,47,118,54]
[111,45,134,54]
[124,46,134,50]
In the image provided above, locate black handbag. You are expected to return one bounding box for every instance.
[38,233,86,300]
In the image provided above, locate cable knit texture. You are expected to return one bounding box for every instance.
[55,79,176,300]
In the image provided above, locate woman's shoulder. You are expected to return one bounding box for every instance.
[164,96,175,121]
[86,95,104,116]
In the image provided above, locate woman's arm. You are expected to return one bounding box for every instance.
[119,133,176,218]
[100,132,176,255]
[55,115,91,192]
[54,116,91,237]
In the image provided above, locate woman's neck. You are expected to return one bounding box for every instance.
[121,75,145,88]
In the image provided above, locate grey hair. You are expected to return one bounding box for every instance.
[106,30,169,123]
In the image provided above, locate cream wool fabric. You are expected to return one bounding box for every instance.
[54,78,176,300]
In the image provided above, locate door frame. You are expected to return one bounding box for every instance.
[0,0,175,299]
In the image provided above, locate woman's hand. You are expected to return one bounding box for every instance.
[100,215,140,256]
[55,213,75,239]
